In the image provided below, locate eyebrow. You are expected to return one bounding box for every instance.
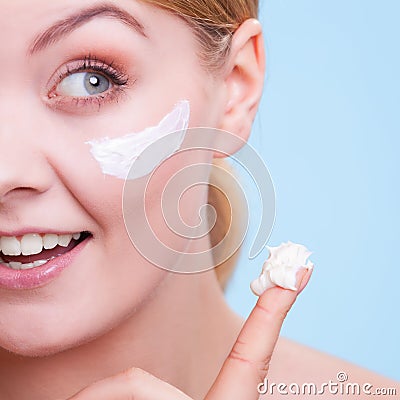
[29,2,147,55]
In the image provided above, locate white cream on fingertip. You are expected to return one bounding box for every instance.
[250,241,314,296]
[86,100,190,180]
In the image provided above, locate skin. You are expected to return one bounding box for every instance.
[0,1,397,399]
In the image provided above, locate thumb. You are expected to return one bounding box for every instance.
[64,367,192,400]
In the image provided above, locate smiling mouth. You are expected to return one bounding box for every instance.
[0,231,92,270]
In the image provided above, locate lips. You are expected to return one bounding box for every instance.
[0,231,91,270]
[0,232,92,290]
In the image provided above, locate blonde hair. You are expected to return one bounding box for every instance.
[144,0,259,72]
[143,0,259,289]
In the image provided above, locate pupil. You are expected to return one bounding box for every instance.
[89,76,100,87]
[84,73,110,95]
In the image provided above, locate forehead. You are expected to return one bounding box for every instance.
[0,0,197,56]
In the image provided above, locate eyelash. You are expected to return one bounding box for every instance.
[48,54,131,111]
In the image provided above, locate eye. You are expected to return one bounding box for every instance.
[45,55,131,113]
[57,71,111,97]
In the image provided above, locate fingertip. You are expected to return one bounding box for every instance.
[297,267,313,294]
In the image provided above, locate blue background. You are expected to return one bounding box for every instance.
[225,0,400,381]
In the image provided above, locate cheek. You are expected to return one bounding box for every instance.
[4,81,219,355]
[0,241,169,357]
[0,147,172,358]
[123,148,215,273]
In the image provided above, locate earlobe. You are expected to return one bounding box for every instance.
[217,19,265,154]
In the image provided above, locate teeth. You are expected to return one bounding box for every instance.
[33,260,48,267]
[21,234,43,256]
[20,263,34,270]
[43,234,59,250]
[0,236,21,256]
[1,258,55,271]
[58,234,73,247]
[0,232,83,256]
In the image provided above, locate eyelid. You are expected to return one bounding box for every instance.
[47,55,130,95]
[44,54,133,114]
[46,87,127,115]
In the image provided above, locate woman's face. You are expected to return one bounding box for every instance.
[0,0,224,356]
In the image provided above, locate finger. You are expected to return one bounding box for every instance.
[65,367,192,400]
[206,267,313,400]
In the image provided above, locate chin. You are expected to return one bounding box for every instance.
[0,321,104,358]
[1,341,70,358]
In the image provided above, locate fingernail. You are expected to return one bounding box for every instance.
[296,266,313,292]
[295,268,308,290]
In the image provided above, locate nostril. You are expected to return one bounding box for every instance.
[0,152,54,201]
[0,187,41,203]
[9,187,37,193]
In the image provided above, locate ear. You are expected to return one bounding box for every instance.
[215,19,265,156]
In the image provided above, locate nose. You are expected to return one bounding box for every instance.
[0,102,53,204]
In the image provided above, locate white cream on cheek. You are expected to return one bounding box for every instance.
[250,241,314,296]
[86,100,190,180]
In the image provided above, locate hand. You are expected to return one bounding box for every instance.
[65,268,312,400]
